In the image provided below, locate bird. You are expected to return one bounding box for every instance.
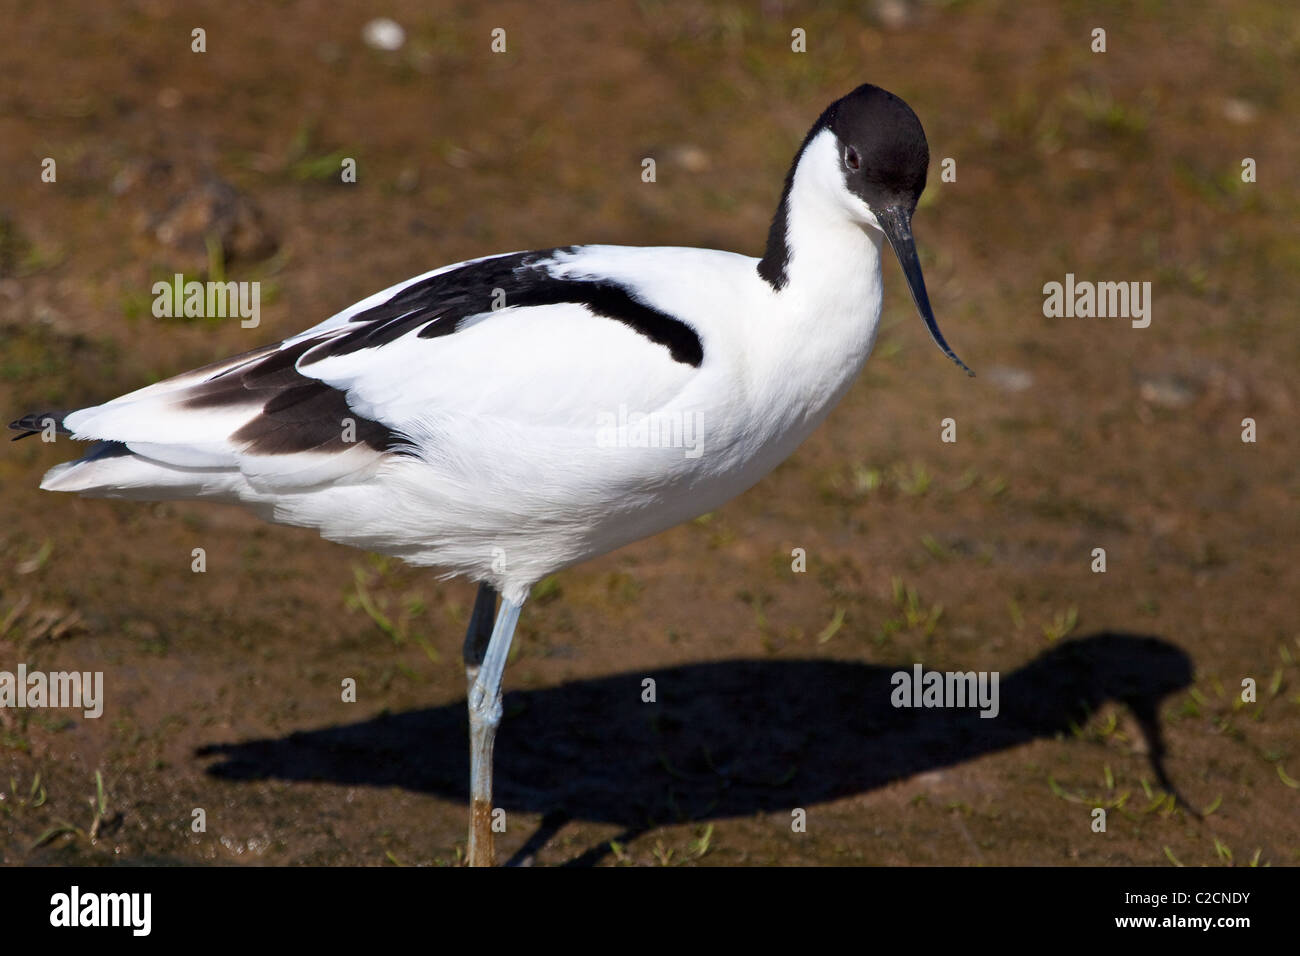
[11,83,971,866]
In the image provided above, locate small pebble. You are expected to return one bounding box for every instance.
[363,18,406,52]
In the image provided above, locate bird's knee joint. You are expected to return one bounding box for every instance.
[469,685,502,726]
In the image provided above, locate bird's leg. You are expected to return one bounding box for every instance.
[461,581,498,864]
[465,591,523,867]
[462,582,499,692]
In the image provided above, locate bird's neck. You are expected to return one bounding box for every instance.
[746,134,886,445]
[757,135,884,350]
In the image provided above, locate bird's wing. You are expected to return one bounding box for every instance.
[37,246,709,496]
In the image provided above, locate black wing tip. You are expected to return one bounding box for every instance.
[9,411,69,441]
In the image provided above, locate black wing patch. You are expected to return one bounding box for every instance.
[9,352,399,457]
[158,248,702,458]
[301,249,705,368]
[182,340,403,455]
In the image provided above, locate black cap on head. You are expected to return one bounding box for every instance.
[824,84,930,213]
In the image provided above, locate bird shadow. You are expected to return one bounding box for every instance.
[197,631,1193,864]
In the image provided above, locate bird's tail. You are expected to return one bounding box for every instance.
[9,409,248,500]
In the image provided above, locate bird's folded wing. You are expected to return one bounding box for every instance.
[40,247,705,496]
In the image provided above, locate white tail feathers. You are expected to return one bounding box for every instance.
[39,444,246,501]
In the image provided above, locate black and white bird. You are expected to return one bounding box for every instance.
[12,83,971,866]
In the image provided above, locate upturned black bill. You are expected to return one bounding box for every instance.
[877,205,973,377]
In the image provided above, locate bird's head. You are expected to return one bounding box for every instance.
[804,84,972,376]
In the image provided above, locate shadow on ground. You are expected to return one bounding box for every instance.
[198,632,1192,863]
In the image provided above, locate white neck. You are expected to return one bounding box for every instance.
[756,130,885,385]
[730,132,889,473]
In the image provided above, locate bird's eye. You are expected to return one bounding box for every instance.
[844,146,861,171]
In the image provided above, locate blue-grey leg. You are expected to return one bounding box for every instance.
[461,583,496,862]
[462,583,499,690]
[465,591,523,867]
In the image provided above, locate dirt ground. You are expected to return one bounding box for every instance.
[1,0,1297,866]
